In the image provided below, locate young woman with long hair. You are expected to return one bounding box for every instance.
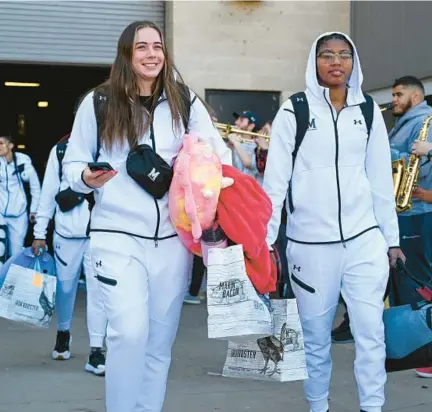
[62,21,231,412]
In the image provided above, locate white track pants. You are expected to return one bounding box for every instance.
[287,229,389,412]
[4,213,28,257]
[54,234,107,347]
[90,233,192,412]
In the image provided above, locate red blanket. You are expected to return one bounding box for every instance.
[216,165,277,294]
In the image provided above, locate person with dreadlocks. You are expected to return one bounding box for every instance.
[0,134,40,257]
[263,32,405,412]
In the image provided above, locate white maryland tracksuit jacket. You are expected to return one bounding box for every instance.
[34,145,90,241]
[263,32,399,412]
[62,87,232,412]
[0,152,40,256]
[33,144,107,346]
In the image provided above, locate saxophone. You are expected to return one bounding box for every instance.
[393,114,432,212]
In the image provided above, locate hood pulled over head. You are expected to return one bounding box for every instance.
[305,31,365,106]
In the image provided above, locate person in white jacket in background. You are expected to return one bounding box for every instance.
[0,135,40,257]
[263,32,405,412]
[32,136,107,375]
[62,20,231,412]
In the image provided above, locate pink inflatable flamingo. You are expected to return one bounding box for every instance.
[169,134,232,255]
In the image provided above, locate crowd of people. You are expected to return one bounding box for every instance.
[0,20,431,412]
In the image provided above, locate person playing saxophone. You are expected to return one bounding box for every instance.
[411,140,432,204]
[389,75,432,379]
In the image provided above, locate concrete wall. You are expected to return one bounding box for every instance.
[351,1,432,92]
[166,0,350,103]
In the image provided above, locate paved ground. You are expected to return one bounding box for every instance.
[0,290,430,412]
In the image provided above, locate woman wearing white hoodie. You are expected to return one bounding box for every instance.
[263,33,405,412]
[62,21,231,412]
[0,135,40,257]
[32,136,107,375]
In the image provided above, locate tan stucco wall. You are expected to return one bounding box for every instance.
[165,0,350,103]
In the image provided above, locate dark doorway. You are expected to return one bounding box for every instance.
[0,63,110,178]
[205,89,280,128]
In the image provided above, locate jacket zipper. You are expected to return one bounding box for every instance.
[4,163,9,216]
[323,90,346,248]
[148,98,166,248]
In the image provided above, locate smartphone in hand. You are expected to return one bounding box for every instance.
[88,162,114,172]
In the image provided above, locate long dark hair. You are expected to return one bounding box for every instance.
[97,20,190,150]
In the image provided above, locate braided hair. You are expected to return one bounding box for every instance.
[316,33,353,55]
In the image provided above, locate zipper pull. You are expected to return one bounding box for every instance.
[155,239,159,248]
[342,241,347,249]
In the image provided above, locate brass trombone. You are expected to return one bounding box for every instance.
[215,122,270,144]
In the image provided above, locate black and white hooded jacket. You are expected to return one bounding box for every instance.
[0,152,41,218]
[263,32,399,248]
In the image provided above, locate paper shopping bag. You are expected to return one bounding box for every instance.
[0,263,56,328]
[207,245,273,341]
[222,298,309,382]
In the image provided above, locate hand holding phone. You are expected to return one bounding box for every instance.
[88,162,114,172]
[84,162,117,189]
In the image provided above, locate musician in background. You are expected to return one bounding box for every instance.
[411,140,432,204]
[255,121,271,176]
[227,110,263,185]
[388,76,431,379]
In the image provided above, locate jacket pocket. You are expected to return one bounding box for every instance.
[291,273,315,294]
[95,274,117,287]
[54,251,67,267]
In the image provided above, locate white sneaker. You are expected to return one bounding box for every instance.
[85,348,106,376]
[184,293,201,305]
[52,330,72,360]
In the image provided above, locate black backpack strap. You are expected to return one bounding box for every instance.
[92,90,106,161]
[360,93,374,141]
[83,90,107,237]
[177,82,194,133]
[56,139,69,181]
[287,92,310,213]
[11,153,31,216]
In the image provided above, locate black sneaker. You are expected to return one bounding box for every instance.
[52,330,71,360]
[85,348,106,376]
[331,317,354,344]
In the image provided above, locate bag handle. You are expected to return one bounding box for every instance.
[270,245,290,299]
[33,257,42,274]
[395,258,432,289]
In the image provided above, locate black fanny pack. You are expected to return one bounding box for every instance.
[126,144,173,200]
[55,187,86,212]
